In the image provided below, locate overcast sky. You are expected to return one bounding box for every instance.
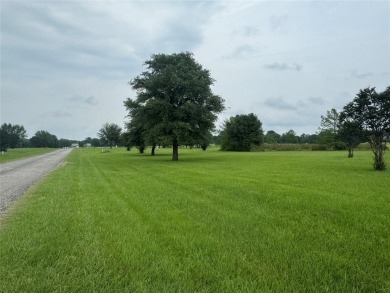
[1,0,389,140]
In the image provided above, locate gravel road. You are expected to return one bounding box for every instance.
[0,148,73,214]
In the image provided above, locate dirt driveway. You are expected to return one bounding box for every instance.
[0,148,73,214]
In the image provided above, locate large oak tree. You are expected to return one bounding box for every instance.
[124,52,225,161]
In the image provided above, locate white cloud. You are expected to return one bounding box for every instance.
[67,96,98,107]
[1,1,389,139]
[350,70,374,79]
[269,14,288,32]
[264,97,297,110]
[41,111,72,118]
[307,97,325,105]
[222,45,260,60]
[264,62,303,71]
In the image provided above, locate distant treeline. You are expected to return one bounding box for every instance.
[255,142,375,152]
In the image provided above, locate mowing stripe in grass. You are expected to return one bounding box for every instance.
[0,148,389,292]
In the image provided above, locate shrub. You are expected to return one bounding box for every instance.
[356,143,371,150]
[311,144,327,151]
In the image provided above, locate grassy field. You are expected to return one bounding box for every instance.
[0,148,389,292]
[0,148,58,163]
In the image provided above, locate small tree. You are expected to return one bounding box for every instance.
[340,86,390,170]
[120,133,131,151]
[337,118,364,158]
[220,113,263,151]
[281,130,299,144]
[264,130,281,144]
[125,122,146,153]
[319,108,340,135]
[199,131,213,150]
[317,109,342,149]
[98,123,122,148]
[316,129,335,146]
[90,138,101,148]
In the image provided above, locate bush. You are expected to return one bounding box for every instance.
[328,141,347,150]
[257,144,312,151]
[255,143,345,152]
[356,142,371,150]
[311,144,327,151]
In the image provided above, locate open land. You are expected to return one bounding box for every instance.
[0,148,59,164]
[0,148,389,292]
[0,148,73,213]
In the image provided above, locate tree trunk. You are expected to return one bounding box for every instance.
[151,144,156,156]
[348,147,353,158]
[172,139,179,161]
[370,136,386,171]
[373,147,385,170]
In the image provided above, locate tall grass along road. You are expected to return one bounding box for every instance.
[0,148,73,213]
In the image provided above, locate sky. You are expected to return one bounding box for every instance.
[1,0,389,140]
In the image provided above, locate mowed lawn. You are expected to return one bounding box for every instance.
[0,148,58,163]
[0,148,389,292]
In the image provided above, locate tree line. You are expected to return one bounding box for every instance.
[216,87,389,171]
[0,124,121,151]
[1,52,388,170]
[0,126,75,150]
[120,52,389,170]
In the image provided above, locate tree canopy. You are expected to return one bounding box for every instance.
[0,123,27,151]
[98,123,122,148]
[319,108,340,135]
[340,86,390,170]
[58,138,73,148]
[124,52,225,160]
[337,118,364,158]
[264,130,281,144]
[281,129,299,144]
[317,108,342,149]
[220,113,263,151]
[30,130,58,148]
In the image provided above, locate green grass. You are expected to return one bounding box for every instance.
[0,148,58,163]
[0,148,389,292]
